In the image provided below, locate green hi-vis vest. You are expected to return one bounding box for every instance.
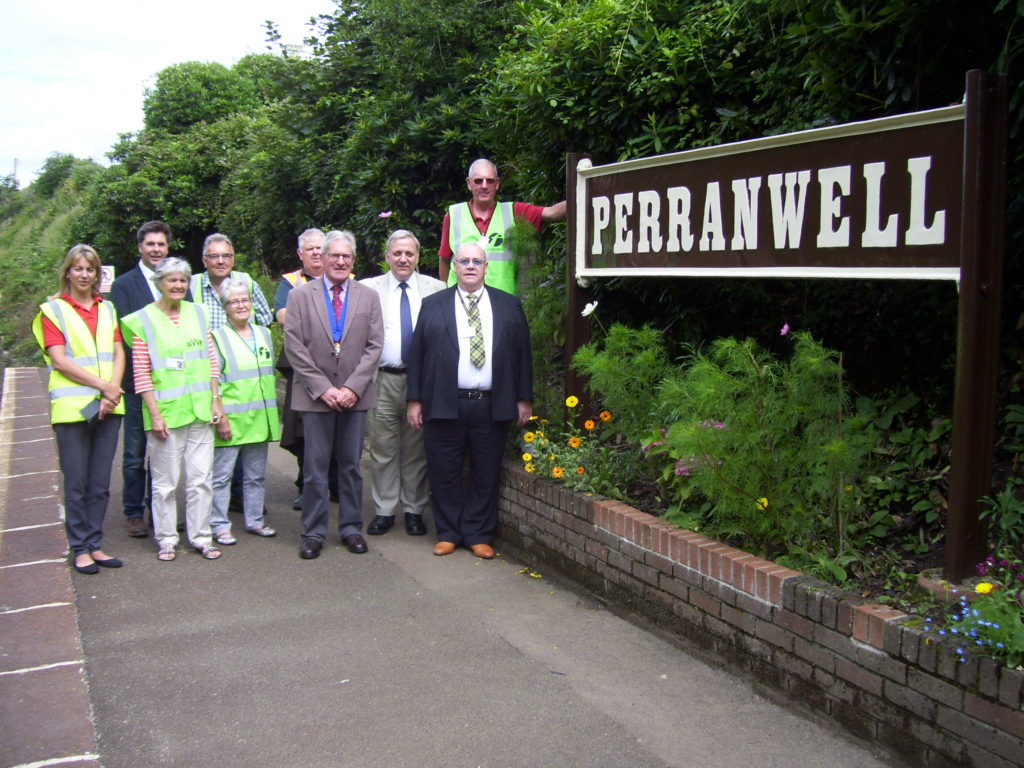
[121,302,212,431]
[189,271,254,304]
[211,323,281,447]
[446,201,517,294]
[32,298,125,424]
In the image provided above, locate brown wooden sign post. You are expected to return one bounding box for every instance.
[566,71,1007,582]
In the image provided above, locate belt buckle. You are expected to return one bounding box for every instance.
[467,390,482,400]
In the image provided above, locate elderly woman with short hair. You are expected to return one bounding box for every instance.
[209,278,280,544]
[121,257,225,561]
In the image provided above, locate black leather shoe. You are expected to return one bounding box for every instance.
[342,533,368,554]
[93,556,123,568]
[299,539,322,559]
[404,513,427,536]
[292,493,303,511]
[367,515,394,535]
[73,559,99,575]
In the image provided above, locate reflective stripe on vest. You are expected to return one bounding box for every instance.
[32,298,124,423]
[122,302,212,430]
[212,324,280,446]
[447,201,517,294]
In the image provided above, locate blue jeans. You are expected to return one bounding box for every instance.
[120,391,150,518]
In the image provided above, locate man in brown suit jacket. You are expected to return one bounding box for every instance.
[284,230,383,559]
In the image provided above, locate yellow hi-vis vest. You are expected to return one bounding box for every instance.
[121,302,212,430]
[446,201,517,294]
[211,323,281,447]
[32,298,125,424]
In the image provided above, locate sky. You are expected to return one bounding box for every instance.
[0,0,338,188]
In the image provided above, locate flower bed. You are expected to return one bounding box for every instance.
[498,463,1024,768]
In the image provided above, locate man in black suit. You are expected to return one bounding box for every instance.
[109,220,171,537]
[406,242,533,559]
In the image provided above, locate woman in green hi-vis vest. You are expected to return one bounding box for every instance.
[121,257,226,562]
[209,278,280,545]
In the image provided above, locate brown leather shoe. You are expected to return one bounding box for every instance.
[433,541,456,557]
[126,517,147,537]
[469,543,495,559]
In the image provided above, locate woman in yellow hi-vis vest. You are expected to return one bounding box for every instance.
[121,257,225,562]
[33,244,126,575]
[209,278,280,544]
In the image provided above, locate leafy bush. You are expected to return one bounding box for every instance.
[643,331,874,564]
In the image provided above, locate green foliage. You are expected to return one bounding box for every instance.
[143,61,262,134]
[643,332,874,562]
[34,154,78,199]
[571,322,673,442]
[856,394,951,557]
[981,480,1024,551]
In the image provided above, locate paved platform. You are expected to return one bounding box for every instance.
[0,367,900,768]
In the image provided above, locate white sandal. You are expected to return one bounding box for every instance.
[214,530,236,545]
[196,544,222,560]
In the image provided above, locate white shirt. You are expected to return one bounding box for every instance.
[455,286,493,390]
[379,272,423,368]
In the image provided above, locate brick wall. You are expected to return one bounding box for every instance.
[498,462,1024,768]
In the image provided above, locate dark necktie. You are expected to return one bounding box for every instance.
[466,293,485,368]
[332,283,343,323]
[399,281,412,364]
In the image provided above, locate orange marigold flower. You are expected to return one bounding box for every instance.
[584,420,595,431]
[568,436,581,449]
[576,466,585,474]
[599,410,612,422]
[552,466,565,478]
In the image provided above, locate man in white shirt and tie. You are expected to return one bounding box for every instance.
[360,230,445,536]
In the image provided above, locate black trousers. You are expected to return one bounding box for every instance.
[422,397,510,546]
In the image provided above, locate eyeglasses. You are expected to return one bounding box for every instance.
[204,253,234,261]
[470,177,498,186]
[227,298,251,307]
[326,253,355,262]
[455,258,486,266]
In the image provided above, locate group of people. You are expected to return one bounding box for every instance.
[35,158,564,571]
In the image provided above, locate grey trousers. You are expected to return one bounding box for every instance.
[300,409,367,542]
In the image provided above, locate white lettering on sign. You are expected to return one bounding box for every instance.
[588,156,946,258]
[767,170,811,249]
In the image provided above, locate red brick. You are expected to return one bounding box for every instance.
[964,692,1024,739]
[852,604,908,649]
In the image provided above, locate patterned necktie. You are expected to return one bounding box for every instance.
[331,283,343,323]
[399,281,412,363]
[465,292,485,368]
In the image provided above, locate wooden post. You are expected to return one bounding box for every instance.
[944,71,1008,582]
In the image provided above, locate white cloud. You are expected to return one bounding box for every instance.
[0,0,335,185]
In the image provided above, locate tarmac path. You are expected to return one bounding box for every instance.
[6,364,898,768]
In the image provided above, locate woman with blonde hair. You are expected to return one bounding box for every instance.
[32,244,125,574]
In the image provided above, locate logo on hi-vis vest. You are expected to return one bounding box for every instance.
[258,345,272,361]
[488,232,504,249]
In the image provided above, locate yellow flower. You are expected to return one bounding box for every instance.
[523,432,536,443]
[844,484,853,492]
[756,497,769,511]
[522,453,533,463]
[584,420,595,431]
[576,466,585,475]
[540,419,549,425]
[552,466,565,478]
[525,463,536,473]
[548,454,555,461]
[568,436,581,449]
[565,395,579,408]
[599,410,612,422]
[975,582,995,594]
